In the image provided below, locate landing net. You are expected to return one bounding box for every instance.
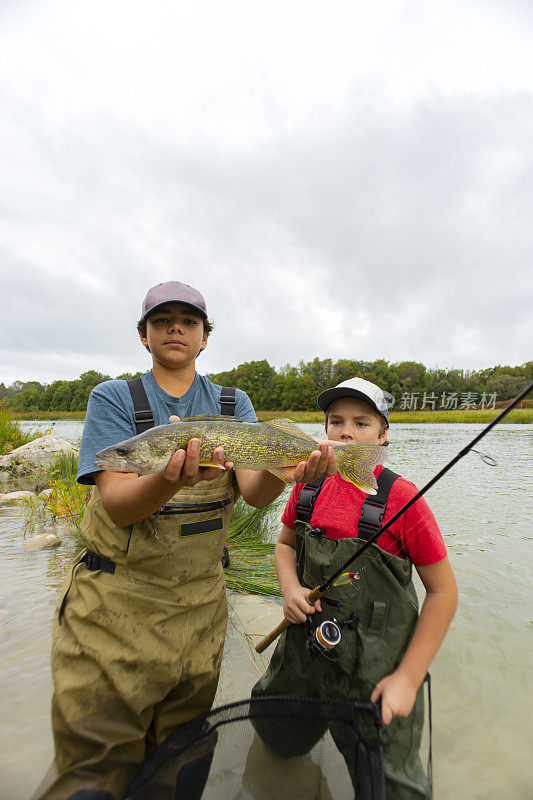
[122,695,385,800]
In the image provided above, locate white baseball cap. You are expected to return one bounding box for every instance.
[317,377,389,426]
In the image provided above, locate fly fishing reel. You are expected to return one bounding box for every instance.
[305,611,358,661]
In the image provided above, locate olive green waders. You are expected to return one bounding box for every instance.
[33,471,237,800]
[252,522,431,800]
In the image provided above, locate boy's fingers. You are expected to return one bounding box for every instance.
[325,447,338,477]
[168,415,180,423]
[164,449,186,482]
[181,439,201,484]
[211,446,226,466]
[294,444,330,483]
[379,702,392,726]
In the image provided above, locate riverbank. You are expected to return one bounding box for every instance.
[1,423,531,799]
[9,408,533,423]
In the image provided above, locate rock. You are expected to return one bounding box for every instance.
[3,435,78,476]
[0,471,9,483]
[38,488,55,500]
[22,533,62,551]
[0,491,36,504]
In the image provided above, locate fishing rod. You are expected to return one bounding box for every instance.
[255,380,533,654]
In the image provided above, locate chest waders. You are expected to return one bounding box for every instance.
[33,384,239,800]
[252,469,432,800]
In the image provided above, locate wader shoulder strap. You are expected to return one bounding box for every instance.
[219,386,237,416]
[295,468,400,535]
[126,377,155,434]
[295,477,327,524]
[358,467,400,542]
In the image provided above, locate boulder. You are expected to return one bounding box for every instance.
[38,488,55,500]
[0,491,36,504]
[22,533,62,551]
[2,435,78,476]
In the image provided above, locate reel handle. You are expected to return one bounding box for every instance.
[255,586,323,654]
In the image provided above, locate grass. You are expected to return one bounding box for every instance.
[256,408,532,424]
[0,411,40,455]
[19,456,282,596]
[9,411,86,420]
[388,408,532,424]
[21,453,90,540]
[224,497,282,597]
[9,408,532,424]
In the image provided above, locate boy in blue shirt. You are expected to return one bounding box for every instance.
[34,280,336,800]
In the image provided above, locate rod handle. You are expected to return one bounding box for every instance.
[254,586,323,654]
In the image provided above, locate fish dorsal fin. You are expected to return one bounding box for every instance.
[263,418,316,441]
[179,415,244,422]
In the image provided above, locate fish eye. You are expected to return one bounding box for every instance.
[116,446,129,456]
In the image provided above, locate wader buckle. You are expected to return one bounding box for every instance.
[221,545,230,568]
[133,409,155,425]
[82,550,116,574]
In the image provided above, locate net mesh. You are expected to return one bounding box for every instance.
[122,695,385,800]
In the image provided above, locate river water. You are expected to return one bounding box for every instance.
[1,421,532,799]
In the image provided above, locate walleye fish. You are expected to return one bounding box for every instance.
[95,415,387,494]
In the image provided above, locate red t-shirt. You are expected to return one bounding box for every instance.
[281,465,447,567]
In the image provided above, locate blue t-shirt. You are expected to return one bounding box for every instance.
[77,370,257,485]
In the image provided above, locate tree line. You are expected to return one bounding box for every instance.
[0,360,531,413]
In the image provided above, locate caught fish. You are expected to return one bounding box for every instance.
[95,415,387,493]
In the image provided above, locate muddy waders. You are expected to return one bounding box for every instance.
[33,470,238,800]
[252,472,431,800]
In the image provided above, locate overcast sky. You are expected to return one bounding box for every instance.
[1,0,532,385]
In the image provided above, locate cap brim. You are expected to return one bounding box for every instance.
[141,300,207,323]
[317,387,389,425]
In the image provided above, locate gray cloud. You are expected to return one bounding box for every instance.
[1,1,532,384]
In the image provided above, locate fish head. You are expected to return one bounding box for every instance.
[95,433,174,475]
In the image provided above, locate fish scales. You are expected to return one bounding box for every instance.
[95,416,386,494]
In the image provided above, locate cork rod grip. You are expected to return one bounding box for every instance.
[254,586,323,654]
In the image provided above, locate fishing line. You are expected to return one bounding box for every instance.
[301,420,501,593]
[256,380,532,653]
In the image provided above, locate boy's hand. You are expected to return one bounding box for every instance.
[370,670,419,725]
[282,584,322,624]
[291,442,338,484]
[165,416,234,485]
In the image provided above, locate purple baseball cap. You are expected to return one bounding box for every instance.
[140,281,207,322]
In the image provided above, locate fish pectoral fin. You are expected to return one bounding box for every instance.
[267,466,297,483]
[180,415,244,422]
[338,467,378,495]
[263,418,316,441]
[336,443,383,495]
[198,461,227,470]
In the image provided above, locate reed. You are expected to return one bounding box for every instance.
[21,453,90,540]
[0,411,39,455]
[223,497,282,597]
[9,411,86,420]
[388,408,532,424]
[20,460,282,596]
[256,408,532,424]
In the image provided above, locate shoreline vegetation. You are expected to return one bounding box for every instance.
[0,419,279,597]
[2,360,531,418]
[8,408,533,423]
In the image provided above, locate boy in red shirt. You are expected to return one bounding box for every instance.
[253,377,458,799]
